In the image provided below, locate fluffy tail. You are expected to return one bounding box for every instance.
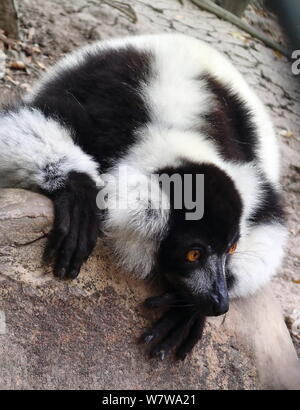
[0,106,101,191]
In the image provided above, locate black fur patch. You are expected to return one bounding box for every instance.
[248,181,285,225]
[200,73,258,162]
[29,46,152,171]
[154,162,242,312]
[43,159,67,189]
[157,162,243,263]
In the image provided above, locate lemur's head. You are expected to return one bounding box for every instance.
[155,163,242,316]
[103,161,242,317]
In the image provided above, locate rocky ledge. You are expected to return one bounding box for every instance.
[0,188,299,389]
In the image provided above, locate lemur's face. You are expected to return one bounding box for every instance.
[156,163,242,317]
[157,225,239,316]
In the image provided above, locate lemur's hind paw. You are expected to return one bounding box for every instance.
[43,172,99,279]
[141,293,206,361]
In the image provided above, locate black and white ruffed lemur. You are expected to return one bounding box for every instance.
[0,34,287,360]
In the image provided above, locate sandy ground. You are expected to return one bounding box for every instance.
[0,0,299,354]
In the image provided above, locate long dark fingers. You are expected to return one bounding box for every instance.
[141,308,186,345]
[43,194,71,263]
[42,172,99,280]
[175,316,206,361]
[150,313,196,360]
[53,203,80,278]
[66,210,98,279]
[141,297,207,360]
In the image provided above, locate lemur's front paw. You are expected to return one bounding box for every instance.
[43,172,99,279]
[141,293,206,361]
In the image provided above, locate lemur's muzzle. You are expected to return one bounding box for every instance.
[204,259,229,316]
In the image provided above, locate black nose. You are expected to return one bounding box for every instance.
[210,293,229,316]
[209,277,229,316]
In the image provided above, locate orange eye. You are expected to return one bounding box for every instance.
[186,249,201,262]
[228,243,237,255]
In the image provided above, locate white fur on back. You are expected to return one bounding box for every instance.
[25,33,280,187]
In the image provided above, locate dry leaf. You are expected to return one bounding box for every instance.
[28,27,36,42]
[9,61,26,70]
[229,31,250,41]
[273,50,284,59]
[32,46,41,54]
[5,75,20,86]
[292,279,300,284]
[280,130,294,138]
[23,45,41,55]
[36,61,46,70]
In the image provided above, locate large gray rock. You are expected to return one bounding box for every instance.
[0,188,299,390]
